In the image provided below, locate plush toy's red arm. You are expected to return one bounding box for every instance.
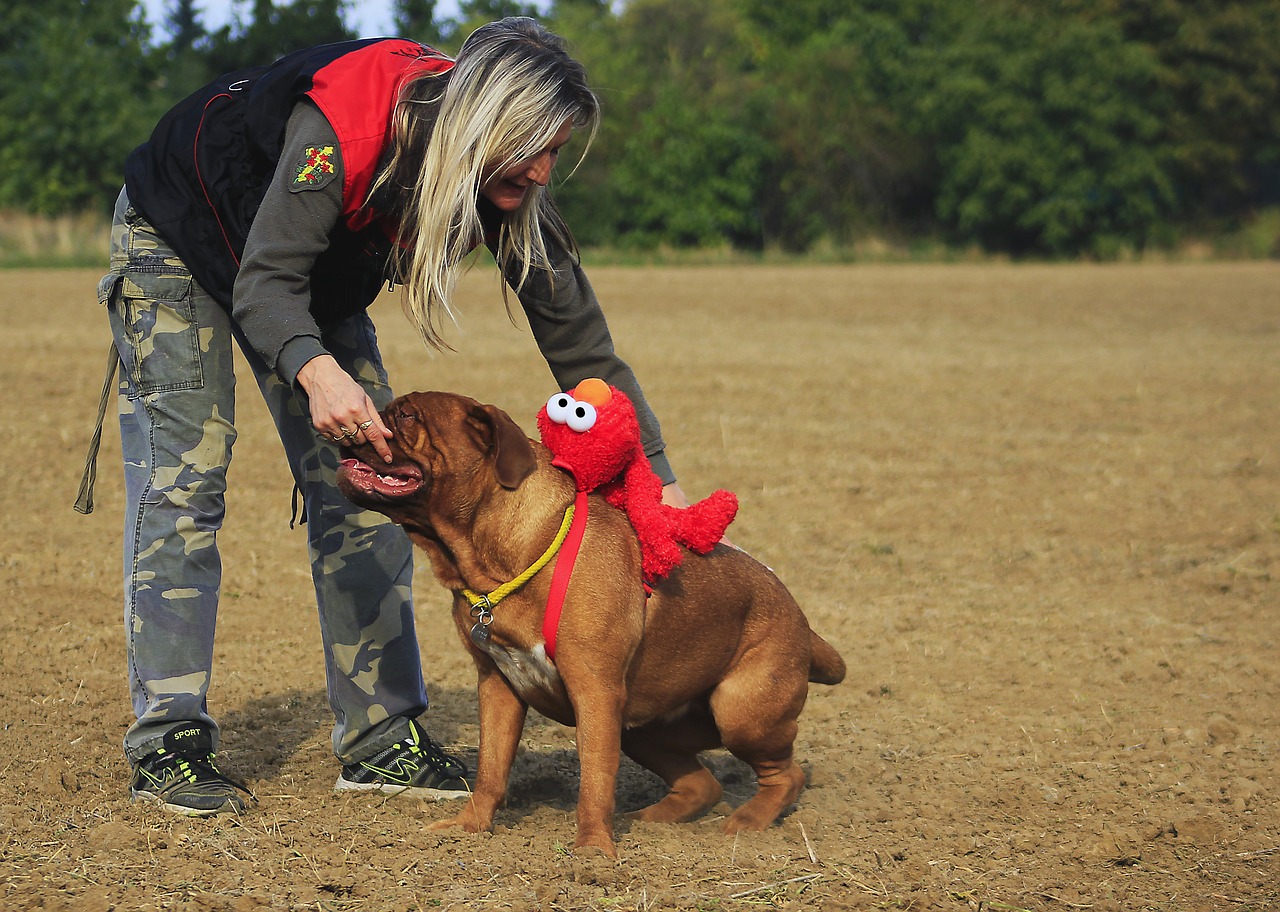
[616,452,683,580]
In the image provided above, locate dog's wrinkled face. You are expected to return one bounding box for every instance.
[335,391,536,530]
[335,395,434,514]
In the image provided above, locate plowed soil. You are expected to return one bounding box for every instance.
[2,262,1276,911]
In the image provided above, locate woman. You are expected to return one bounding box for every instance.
[91,18,691,816]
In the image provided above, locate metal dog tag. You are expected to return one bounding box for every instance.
[470,622,491,646]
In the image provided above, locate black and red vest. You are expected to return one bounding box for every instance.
[124,39,454,320]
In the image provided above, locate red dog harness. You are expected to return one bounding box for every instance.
[543,490,589,661]
[458,491,589,663]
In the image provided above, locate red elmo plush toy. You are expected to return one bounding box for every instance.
[537,379,738,582]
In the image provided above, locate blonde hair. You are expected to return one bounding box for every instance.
[369,18,600,351]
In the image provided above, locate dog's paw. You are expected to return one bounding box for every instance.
[626,774,722,824]
[571,839,618,861]
[424,811,490,834]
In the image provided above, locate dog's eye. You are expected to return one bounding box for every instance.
[545,393,575,425]
[566,401,597,432]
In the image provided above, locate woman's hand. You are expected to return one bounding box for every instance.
[659,481,690,510]
[295,355,393,463]
[662,482,738,549]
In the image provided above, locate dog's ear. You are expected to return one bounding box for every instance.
[468,403,537,490]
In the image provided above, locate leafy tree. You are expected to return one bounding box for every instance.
[915,7,1177,256]
[393,0,447,47]
[551,0,768,248]
[738,0,869,47]
[609,84,771,248]
[203,0,355,73]
[1,0,1276,255]
[150,0,220,102]
[535,0,619,242]
[742,4,951,249]
[457,0,542,21]
[1065,0,1280,221]
[164,0,204,51]
[0,0,162,214]
[448,0,542,48]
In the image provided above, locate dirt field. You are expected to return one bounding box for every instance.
[1,262,1276,911]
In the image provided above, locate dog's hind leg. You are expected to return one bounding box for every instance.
[722,750,805,834]
[711,661,809,834]
[621,713,723,823]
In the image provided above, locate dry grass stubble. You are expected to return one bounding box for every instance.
[0,262,1276,910]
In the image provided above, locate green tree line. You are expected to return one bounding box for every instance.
[2,0,1277,257]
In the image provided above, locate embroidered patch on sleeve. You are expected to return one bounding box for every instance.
[290,145,338,191]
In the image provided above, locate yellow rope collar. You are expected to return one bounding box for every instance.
[461,502,576,633]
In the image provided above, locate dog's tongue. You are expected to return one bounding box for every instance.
[337,458,424,499]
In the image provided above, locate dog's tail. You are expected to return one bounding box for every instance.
[808,631,846,685]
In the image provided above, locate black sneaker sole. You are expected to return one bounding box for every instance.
[333,776,472,801]
[131,787,250,817]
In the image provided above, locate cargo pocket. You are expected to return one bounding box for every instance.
[96,271,122,308]
[111,270,203,397]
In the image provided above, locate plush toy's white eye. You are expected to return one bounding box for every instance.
[566,401,597,432]
[546,393,575,425]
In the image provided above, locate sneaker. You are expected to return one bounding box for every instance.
[129,726,255,817]
[335,718,471,800]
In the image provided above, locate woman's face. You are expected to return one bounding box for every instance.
[481,118,574,212]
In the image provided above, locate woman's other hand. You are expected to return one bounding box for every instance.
[662,482,738,549]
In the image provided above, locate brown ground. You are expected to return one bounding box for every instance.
[1,262,1277,911]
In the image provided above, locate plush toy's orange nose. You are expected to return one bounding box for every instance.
[572,378,613,407]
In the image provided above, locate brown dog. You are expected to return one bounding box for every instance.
[336,391,845,857]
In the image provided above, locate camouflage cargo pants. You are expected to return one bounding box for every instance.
[101,188,430,765]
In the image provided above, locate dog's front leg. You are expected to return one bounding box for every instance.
[565,679,626,858]
[428,666,526,834]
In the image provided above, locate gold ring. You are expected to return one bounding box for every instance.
[357,419,374,431]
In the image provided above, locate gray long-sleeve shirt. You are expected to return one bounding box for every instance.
[232,101,672,483]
